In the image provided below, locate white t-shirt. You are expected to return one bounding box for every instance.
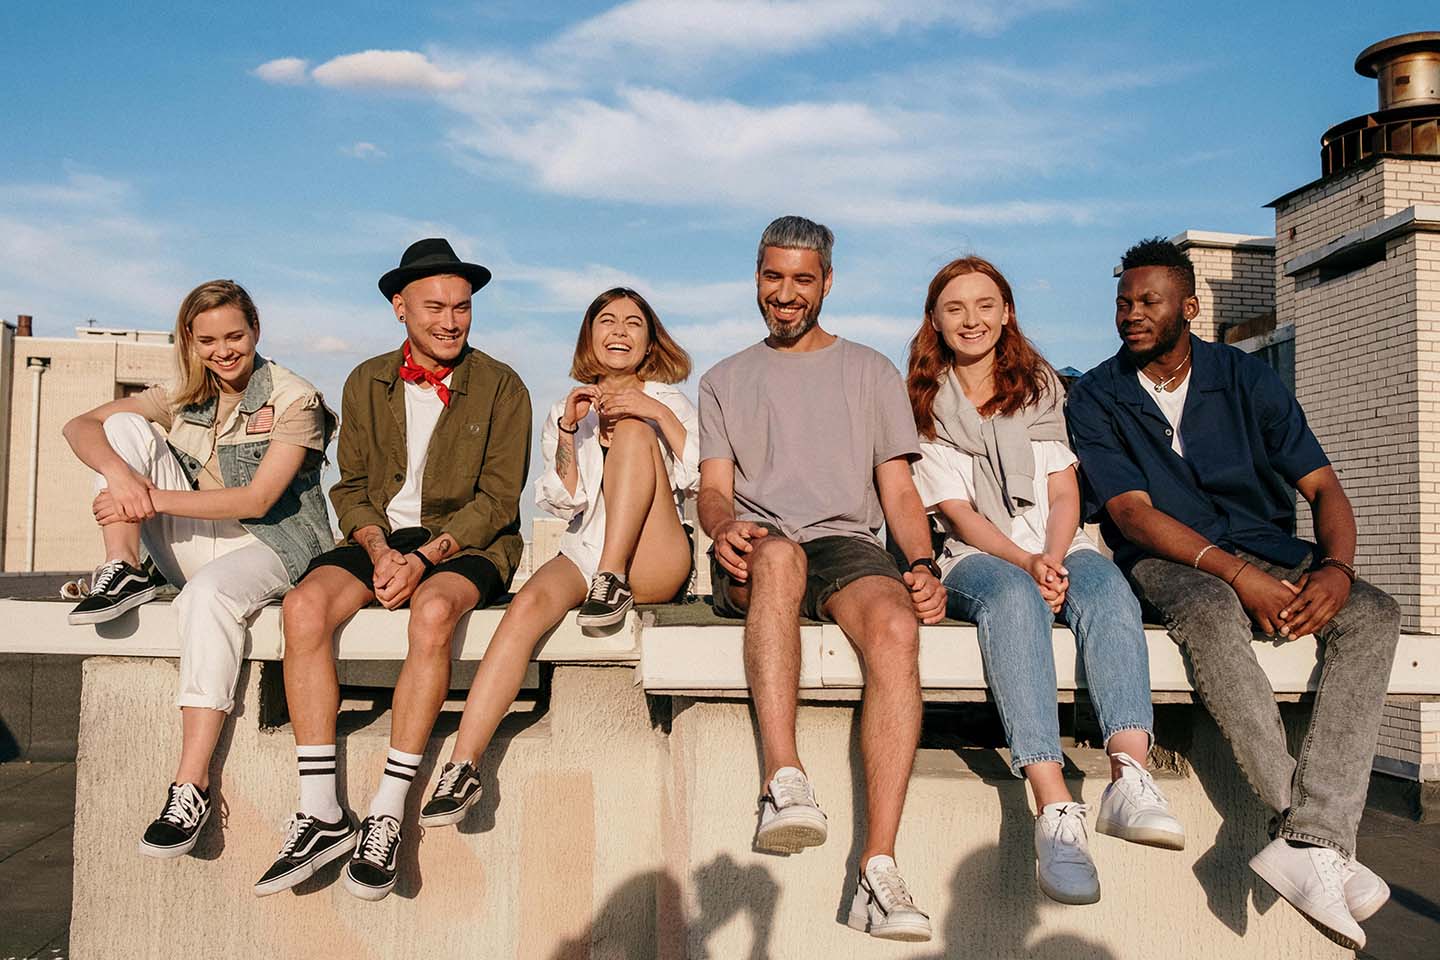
[1139,369,1190,457]
[912,439,1098,578]
[385,377,450,531]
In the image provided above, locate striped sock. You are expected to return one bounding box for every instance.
[296,744,342,822]
[368,747,423,821]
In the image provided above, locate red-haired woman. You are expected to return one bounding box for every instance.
[905,256,1183,906]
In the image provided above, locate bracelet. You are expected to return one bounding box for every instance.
[1319,557,1357,583]
[909,557,942,579]
[1192,544,1217,569]
[1226,560,1249,586]
[557,416,578,435]
[409,550,436,573]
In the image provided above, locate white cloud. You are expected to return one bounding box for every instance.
[341,141,386,160]
[312,50,465,93]
[253,57,310,85]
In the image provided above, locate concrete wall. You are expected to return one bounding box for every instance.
[1175,235,1276,343]
[1272,159,1440,630]
[71,659,1349,959]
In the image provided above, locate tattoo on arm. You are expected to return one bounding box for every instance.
[432,535,457,559]
[554,436,575,477]
[359,529,387,557]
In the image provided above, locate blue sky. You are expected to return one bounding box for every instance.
[1,2,1431,514]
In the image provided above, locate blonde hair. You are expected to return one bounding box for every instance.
[569,287,691,385]
[172,280,260,407]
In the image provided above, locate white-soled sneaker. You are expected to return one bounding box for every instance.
[1095,751,1186,850]
[754,766,827,854]
[1346,858,1390,922]
[1250,838,1365,951]
[137,782,210,858]
[1035,802,1100,904]
[846,855,932,942]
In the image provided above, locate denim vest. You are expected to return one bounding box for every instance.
[167,357,338,582]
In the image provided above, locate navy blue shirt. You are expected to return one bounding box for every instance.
[1066,335,1329,570]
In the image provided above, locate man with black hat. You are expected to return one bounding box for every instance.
[254,239,531,902]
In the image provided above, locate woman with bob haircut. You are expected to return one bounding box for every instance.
[905,256,1184,906]
[62,279,336,860]
[417,286,697,826]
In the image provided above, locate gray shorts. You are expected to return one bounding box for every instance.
[708,522,905,622]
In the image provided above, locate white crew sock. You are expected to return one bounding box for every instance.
[296,744,342,822]
[368,747,423,821]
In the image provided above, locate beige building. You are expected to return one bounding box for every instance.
[0,317,173,572]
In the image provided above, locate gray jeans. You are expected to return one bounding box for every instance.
[1129,550,1400,857]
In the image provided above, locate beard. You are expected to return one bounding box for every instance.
[758,293,824,343]
[1125,307,1188,365]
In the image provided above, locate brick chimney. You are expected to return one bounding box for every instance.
[16,314,32,337]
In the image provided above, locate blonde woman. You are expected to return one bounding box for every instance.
[63,279,335,859]
[417,287,697,826]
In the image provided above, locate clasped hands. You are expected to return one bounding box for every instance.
[372,548,427,609]
[92,468,158,525]
[561,384,667,440]
[1233,563,1351,640]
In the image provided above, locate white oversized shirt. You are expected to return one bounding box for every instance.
[535,381,700,582]
[912,439,1098,578]
[385,376,450,531]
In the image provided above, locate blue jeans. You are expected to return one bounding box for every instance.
[943,549,1153,777]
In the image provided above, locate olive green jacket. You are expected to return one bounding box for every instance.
[330,345,532,585]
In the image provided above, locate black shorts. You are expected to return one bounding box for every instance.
[709,522,905,622]
[303,527,505,609]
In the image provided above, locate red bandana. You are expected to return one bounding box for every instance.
[397,342,454,406]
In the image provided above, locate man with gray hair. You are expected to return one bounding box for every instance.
[698,215,944,942]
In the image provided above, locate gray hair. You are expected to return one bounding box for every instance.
[756,215,835,275]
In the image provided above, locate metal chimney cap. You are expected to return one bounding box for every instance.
[1356,32,1440,77]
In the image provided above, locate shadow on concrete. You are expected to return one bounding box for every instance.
[689,853,778,960]
[545,871,683,960]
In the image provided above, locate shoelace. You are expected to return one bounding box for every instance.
[869,866,918,910]
[162,783,206,829]
[1045,803,1092,864]
[434,763,470,799]
[1314,848,1352,893]
[90,559,128,595]
[276,813,315,857]
[768,773,815,810]
[358,817,401,866]
[586,574,623,604]
[1115,754,1168,808]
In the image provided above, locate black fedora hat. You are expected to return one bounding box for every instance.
[378,238,492,300]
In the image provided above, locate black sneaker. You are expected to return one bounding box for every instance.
[68,559,157,625]
[344,815,402,901]
[253,811,359,897]
[575,572,633,628]
[419,761,482,827]
[138,782,211,858]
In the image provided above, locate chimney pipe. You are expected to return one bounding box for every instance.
[16,314,32,337]
[1357,32,1440,110]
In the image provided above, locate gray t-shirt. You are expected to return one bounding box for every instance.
[699,336,920,545]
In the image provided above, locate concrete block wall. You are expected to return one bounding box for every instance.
[1182,243,1275,342]
[1272,159,1440,630]
[1375,700,1440,781]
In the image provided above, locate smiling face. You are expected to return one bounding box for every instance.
[189,304,258,393]
[588,296,650,378]
[1115,265,1195,362]
[755,246,832,343]
[931,271,1010,366]
[394,273,473,369]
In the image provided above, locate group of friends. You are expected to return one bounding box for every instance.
[62,217,1400,950]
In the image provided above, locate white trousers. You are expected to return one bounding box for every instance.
[98,413,290,712]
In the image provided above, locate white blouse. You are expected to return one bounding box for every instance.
[535,381,700,582]
[911,439,1097,578]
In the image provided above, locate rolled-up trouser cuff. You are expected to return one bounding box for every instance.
[1277,827,1350,859]
[1009,751,1065,779]
[175,693,234,713]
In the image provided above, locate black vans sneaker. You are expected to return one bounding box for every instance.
[575,572,633,628]
[419,761,482,827]
[253,811,359,897]
[68,559,157,625]
[138,782,211,858]
[344,815,402,901]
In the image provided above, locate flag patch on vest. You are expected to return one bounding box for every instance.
[246,405,276,434]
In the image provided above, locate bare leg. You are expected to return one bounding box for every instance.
[389,573,479,754]
[282,567,374,745]
[450,556,587,764]
[173,707,226,789]
[596,418,687,584]
[1106,730,1151,781]
[1023,762,1073,808]
[736,537,808,782]
[825,576,922,862]
[611,426,692,603]
[101,521,142,567]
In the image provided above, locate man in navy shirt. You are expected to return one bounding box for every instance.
[1067,238,1399,952]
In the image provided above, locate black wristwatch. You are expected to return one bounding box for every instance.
[909,557,941,579]
[409,550,436,573]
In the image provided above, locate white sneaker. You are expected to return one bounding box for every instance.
[753,766,827,854]
[1249,838,1365,950]
[1346,857,1390,923]
[1095,752,1186,850]
[1035,802,1100,904]
[846,855,932,942]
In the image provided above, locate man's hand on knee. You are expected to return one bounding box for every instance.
[375,554,425,609]
[903,568,946,624]
[713,520,770,582]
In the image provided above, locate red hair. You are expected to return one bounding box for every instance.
[906,256,1055,438]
